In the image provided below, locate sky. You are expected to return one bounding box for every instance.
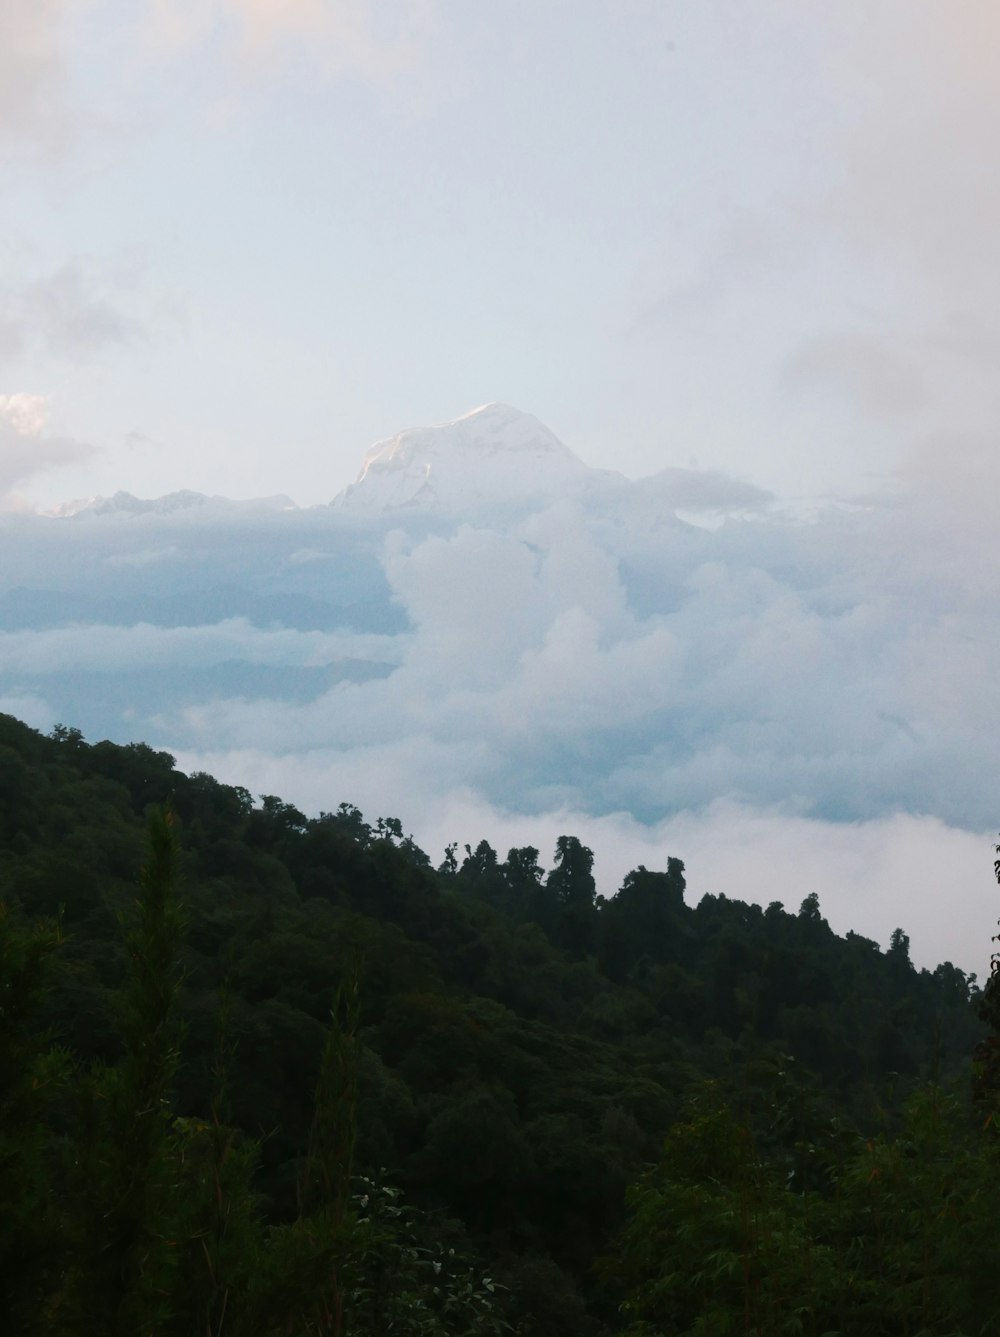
[2,1,1000,974]
[5,0,1000,508]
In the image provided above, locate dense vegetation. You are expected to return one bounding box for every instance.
[0,711,995,1334]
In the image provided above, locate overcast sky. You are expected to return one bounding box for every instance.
[5,0,1000,508]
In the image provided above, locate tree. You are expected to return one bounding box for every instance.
[59,808,186,1333]
[0,903,66,1332]
[597,860,687,981]
[974,835,1000,1100]
[547,837,596,958]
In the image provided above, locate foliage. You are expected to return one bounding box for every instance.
[0,901,68,1332]
[607,841,1000,1337]
[0,711,990,1332]
[608,1081,1000,1336]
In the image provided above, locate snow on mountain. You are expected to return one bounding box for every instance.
[46,490,298,519]
[330,403,612,516]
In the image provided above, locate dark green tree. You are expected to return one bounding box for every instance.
[0,903,67,1332]
[547,836,596,958]
[60,808,186,1334]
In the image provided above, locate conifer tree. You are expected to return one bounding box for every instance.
[974,835,1000,1101]
[247,952,363,1336]
[0,903,66,1332]
[60,807,185,1334]
[164,990,264,1337]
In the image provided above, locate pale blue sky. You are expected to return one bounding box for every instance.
[3,0,999,507]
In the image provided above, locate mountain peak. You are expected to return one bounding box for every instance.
[449,401,546,431]
[331,403,591,515]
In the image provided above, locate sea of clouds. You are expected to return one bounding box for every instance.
[1,447,997,974]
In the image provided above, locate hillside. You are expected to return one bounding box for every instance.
[0,712,990,1334]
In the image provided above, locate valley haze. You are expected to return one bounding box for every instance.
[0,402,995,977]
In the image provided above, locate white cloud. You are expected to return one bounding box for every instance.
[791,2,1000,451]
[287,547,334,565]
[168,741,999,976]
[0,394,96,504]
[3,449,998,975]
[140,498,987,897]
[0,0,73,151]
[143,0,437,84]
[148,463,1000,847]
[103,545,183,567]
[0,617,402,674]
[638,468,774,516]
[651,803,997,979]
[0,263,142,362]
[0,691,56,732]
[0,0,439,159]
[382,525,548,687]
[781,333,930,419]
[828,1,1000,293]
[0,394,49,436]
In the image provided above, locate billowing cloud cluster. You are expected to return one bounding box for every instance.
[1,449,996,972]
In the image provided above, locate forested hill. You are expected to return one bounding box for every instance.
[0,711,991,1335]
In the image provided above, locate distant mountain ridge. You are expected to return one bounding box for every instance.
[41,403,772,524]
[46,489,298,519]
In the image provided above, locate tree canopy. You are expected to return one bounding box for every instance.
[0,711,991,1334]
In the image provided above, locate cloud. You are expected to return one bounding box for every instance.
[0,0,439,158]
[828,2,1000,292]
[781,334,930,419]
[631,211,791,334]
[0,0,72,151]
[637,468,774,515]
[0,263,142,362]
[157,471,1000,840]
[288,547,335,565]
[103,545,183,568]
[0,617,402,674]
[0,394,96,504]
[658,804,995,977]
[0,395,48,436]
[4,455,998,972]
[0,691,55,733]
[896,432,1000,524]
[144,0,437,84]
[169,744,998,975]
[620,2,1000,498]
[793,2,1000,447]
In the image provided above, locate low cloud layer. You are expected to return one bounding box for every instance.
[1,449,996,971]
[0,617,401,675]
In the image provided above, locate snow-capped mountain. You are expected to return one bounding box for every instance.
[330,402,614,515]
[47,490,298,519]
